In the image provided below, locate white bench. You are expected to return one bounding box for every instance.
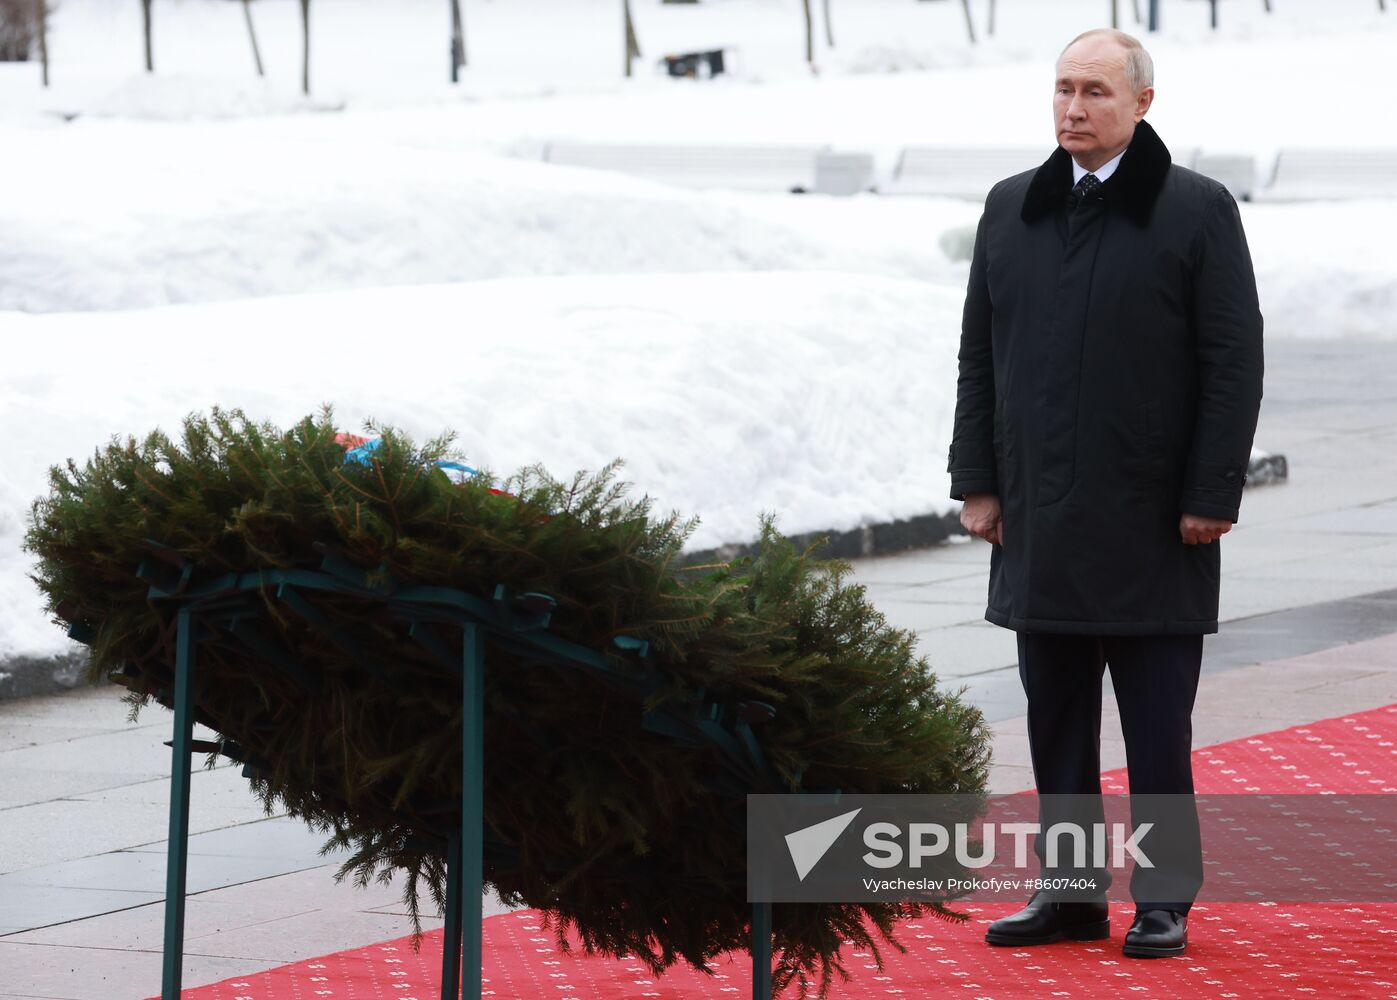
[884,146,1201,201]
[540,142,828,193]
[1191,153,1257,201]
[883,147,1046,200]
[1256,149,1397,201]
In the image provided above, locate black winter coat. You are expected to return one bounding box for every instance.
[947,120,1264,635]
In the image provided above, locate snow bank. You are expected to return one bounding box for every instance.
[4,0,1393,329]
[7,116,1390,339]
[2,270,965,659]
[0,119,978,313]
[81,73,343,121]
[1240,201,1397,341]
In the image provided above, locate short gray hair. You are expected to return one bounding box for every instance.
[1059,28,1154,93]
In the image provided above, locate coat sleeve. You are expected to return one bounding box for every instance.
[1180,187,1265,523]
[947,207,999,501]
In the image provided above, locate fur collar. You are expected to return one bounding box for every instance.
[1020,119,1172,226]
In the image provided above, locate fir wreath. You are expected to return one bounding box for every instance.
[25,407,991,996]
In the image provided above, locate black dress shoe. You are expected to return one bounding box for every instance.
[984,890,1110,946]
[1123,908,1187,958]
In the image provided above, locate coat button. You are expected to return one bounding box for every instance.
[1224,469,1240,484]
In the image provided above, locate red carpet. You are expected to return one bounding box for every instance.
[1102,702,1397,795]
[172,704,1397,1000]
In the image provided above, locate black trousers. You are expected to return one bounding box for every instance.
[1017,631,1205,913]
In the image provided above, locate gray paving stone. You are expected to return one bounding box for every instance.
[0,940,262,1000]
[0,885,162,934]
[1207,589,1397,674]
[176,908,436,964]
[0,723,132,755]
[0,686,142,725]
[2,851,326,896]
[3,863,496,961]
[914,622,1018,680]
[986,764,1035,795]
[122,817,331,860]
[951,667,1025,723]
[845,552,988,588]
[0,724,216,780]
[864,597,988,631]
[0,769,143,808]
[0,787,273,876]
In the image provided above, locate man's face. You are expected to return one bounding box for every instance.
[1054,36,1154,169]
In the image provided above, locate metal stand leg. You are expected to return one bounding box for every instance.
[441,832,463,998]
[161,607,197,999]
[752,901,772,1000]
[460,622,485,1000]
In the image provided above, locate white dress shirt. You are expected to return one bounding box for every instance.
[1072,147,1127,185]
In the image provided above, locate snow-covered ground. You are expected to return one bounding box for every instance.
[1,272,964,658]
[3,0,1395,659]
[7,123,1394,334]
[0,120,981,311]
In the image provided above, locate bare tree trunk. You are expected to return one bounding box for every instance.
[36,0,48,86]
[300,0,309,95]
[1111,0,1119,28]
[988,0,996,35]
[960,0,976,44]
[242,0,264,77]
[142,0,153,72]
[801,0,813,67]
[1262,0,1272,10]
[623,0,640,78]
[822,0,833,47]
[450,0,465,81]
[1133,0,1142,22]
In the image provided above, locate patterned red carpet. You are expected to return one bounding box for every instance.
[170,704,1397,1000]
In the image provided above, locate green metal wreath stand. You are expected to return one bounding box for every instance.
[63,542,784,1000]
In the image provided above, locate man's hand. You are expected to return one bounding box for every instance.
[961,492,1004,546]
[1179,513,1232,545]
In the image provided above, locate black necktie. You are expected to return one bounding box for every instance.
[1071,172,1103,209]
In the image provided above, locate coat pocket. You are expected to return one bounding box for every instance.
[1131,398,1166,483]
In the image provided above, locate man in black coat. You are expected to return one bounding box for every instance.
[947,28,1264,958]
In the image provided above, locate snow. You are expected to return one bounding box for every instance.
[2,0,1395,659]
[1237,201,1397,341]
[1,272,963,658]
[6,119,1392,339]
[0,121,976,312]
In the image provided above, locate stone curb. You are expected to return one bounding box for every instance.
[677,510,967,567]
[0,651,94,702]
